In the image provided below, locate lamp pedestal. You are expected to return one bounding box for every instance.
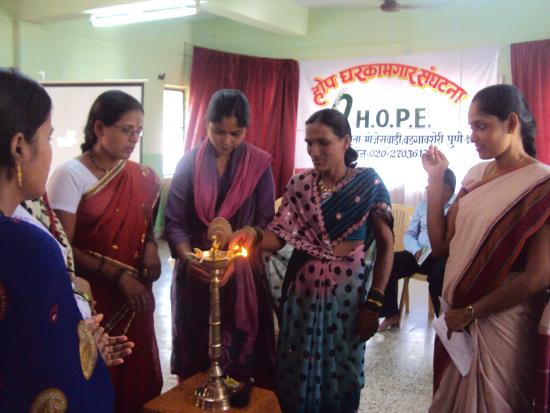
[194,263,231,411]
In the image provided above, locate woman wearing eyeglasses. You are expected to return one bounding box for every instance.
[48,90,162,413]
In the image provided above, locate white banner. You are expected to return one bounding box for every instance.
[296,47,499,203]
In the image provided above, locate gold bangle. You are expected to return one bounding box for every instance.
[74,290,92,305]
[367,298,383,307]
[371,287,385,296]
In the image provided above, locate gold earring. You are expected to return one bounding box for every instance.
[16,160,23,187]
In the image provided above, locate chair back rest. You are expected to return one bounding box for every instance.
[391,203,415,252]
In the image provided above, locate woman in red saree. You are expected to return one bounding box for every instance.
[423,84,550,412]
[48,91,162,413]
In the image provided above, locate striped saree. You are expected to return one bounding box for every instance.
[431,162,550,413]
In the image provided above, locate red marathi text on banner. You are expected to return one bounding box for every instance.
[312,63,468,106]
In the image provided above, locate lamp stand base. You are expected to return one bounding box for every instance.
[194,377,231,411]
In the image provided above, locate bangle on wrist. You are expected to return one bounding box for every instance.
[367,287,385,304]
[363,287,385,314]
[465,304,475,319]
[97,256,106,274]
[252,226,264,245]
[363,300,382,314]
[243,226,263,245]
[74,290,93,306]
[113,267,126,285]
[180,255,192,269]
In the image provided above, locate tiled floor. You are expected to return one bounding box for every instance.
[152,241,434,412]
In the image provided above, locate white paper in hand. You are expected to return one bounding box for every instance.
[433,298,474,377]
[417,246,432,266]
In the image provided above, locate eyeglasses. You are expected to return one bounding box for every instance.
[111,124,144,138]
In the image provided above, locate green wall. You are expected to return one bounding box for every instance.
[1,11,193,175]
[0,6,13,67]
[1,0,550,176]
[190,0,550,83]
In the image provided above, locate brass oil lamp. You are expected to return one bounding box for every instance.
[189,217,247,411]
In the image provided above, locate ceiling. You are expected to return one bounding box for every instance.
[1,0,462,36]
[292,0,449,7]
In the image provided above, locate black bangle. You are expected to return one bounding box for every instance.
[367,287,385,303]
[363,287,385,313]
[113,267,126,284]
[97,256,106,274]
[252,226,264,245]
[243,226,263,245]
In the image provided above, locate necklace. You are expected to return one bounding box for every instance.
[88,151,109,173]
[318,168,349,199]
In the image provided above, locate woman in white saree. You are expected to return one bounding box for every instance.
[423,84,550,413]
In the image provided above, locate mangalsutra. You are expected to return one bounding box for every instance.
[318,179,333,195]
[88,151,109,173]
[318,168,349,199]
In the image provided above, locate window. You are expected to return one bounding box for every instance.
[162,88,186,177]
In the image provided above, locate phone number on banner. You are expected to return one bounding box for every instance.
[356,148,427,159]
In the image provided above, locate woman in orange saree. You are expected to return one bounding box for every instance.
[424,84,550,413]
[48,91,162,413]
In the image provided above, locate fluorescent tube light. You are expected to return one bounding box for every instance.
[87,0,197,27]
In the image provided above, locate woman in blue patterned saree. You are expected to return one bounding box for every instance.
[232,108,394,413]
[0,68,115,412]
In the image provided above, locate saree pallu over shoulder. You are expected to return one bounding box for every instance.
[445,163,550,307]
[268,168,391,260]
[193,140,272,226]
[74,160,161,269]
[82,160,127,201]
[272,169,391,413]
[73,160,162,413]
[433,162,550,404]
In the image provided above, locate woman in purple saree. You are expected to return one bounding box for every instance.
[165,89,276,386]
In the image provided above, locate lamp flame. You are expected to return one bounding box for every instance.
[231,244,248,258]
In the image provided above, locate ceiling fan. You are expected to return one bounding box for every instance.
[379,0,452,13]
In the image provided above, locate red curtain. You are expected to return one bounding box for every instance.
[185,46,299,196]
[511,39,550,164]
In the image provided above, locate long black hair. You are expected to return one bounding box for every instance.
[472,84,537,158]
[0,68,51,169]
[305,108,358,167]
[81,90,143,152]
